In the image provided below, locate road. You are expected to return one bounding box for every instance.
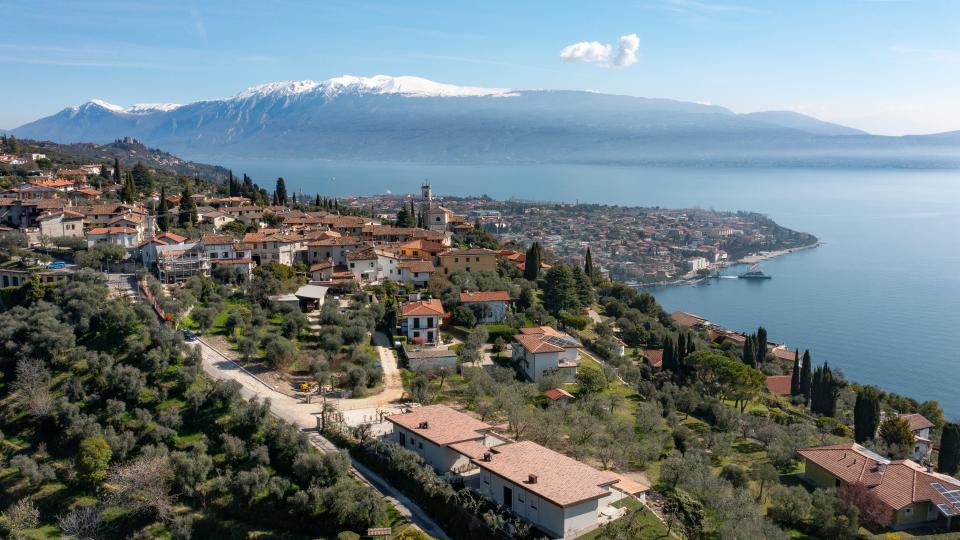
[190,338,449,540]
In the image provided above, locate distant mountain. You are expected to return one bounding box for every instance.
[740,111,866,136]
[12,74,960,167]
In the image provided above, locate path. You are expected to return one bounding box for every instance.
[190,337,449,540]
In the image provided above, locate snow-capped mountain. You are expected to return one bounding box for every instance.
[12,74,959,166]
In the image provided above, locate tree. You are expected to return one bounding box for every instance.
[756,326,768,362]
[523,242,542,281]
[395,205,415,228]
[790,349,801,396]
[938,423,960,475]
[131,161,151,189]
[572,265,595,307]
[157,185,171,232]
[878,417,914,449]
[663,488,705,539]
[742,335,756,367]
[800,349,812,402]
[113,157,121,183]
[178,185,197,226]
[1,498,39,535]
[275,177,288,206]
[767,484,812,528]
[584,247,595,278]
[810,362,839,417]
[542,264,579,314]
[853,386,881,443]
[751,462,779,501]
[840,482,891,529]
[78,436,113,484]
[575,362,608,394]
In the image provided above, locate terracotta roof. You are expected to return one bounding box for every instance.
[897,413,935,432]
[439,248,498,257]
[201,233,236,246]
[448,440,491,460]
[608,472,650,495]
[398,260,435,273]
[472,441,617,507]
[765,374,793,396]
[401,298,444,317]
[386,405,492,446]
[513,333,565,354]
[643,349,664,369]
[799,443,960,512]
[88,227,136,235]
[460,291,510,303]
[156,232,187,243]
[309,261,334,271]
[544,388,575,401]
[670,311,708,328]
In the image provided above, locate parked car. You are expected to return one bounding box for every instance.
[182,330,198,342]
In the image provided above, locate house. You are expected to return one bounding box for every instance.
[156,242,209,283]
[798,443,960,530]
[201,233,253,280]
[641,349,664,370]
[406,348,458,372]
[670,311,711,330]
[880,413,936,461]
[765,374,793,396]
[512,326,582,383]
[306,236,365,266]
[37,209,84,239]
[459,290,511,323]
[386,405,501,474]
[470,440,627,539]
[397,239,445,260]
[398,260,435,287]
[86,227,140,249]
[437,248,498,275]
[544,388,575,403]
[400,296,444,346]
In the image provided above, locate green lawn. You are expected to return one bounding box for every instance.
[577,502,673,540]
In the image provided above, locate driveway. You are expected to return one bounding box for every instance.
[190,338,448,539]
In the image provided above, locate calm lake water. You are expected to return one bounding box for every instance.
[224,159,960,416]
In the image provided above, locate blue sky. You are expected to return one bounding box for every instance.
[2,0,959,135]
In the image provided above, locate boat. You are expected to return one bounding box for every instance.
[738,264,771,280]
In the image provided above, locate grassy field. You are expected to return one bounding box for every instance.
[577,500,674,540]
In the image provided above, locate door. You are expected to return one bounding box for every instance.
[399,432,406,446]
[503,486,513,509]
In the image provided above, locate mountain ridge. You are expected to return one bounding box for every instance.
[12,74,960,167]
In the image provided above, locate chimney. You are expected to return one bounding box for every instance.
[528,474,538,484]
[418,421,429,429]
[483,452,492,462]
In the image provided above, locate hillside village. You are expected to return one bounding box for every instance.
[1,136,959,540]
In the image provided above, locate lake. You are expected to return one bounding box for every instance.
[224,159,960,416]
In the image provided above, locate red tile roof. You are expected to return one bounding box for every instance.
[386,405,492,447]
[471,441,618,507]
[643,349,664,369]
[897,413,935,432]
[401,298,444,317]
[799,443,960,513]
[544,388,575,401]
[765,374,793,396]
[460,291,510,303]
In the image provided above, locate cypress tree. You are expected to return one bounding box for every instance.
[790,350,801,396]
[157,185,170,232]
[756,326,768,363]
[853,386,881,443]
[113,158,121,183]
[742,335,756,367]
[810,362,837,417]
[662,336,676,375]
[179,185,197,226]
[524,242,542,281]
[800,349,812,403]
[275,177,288,206]
[584,247,595,278]
[315,194,321,208]
[938,423,960,475]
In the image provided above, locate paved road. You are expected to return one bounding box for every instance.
[190,338,449,540]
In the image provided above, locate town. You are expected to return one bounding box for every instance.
[1,137,958,540]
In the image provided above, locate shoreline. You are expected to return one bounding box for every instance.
[636,240,823,289]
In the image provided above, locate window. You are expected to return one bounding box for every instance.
[418,442,423,449]
[350,263,355,268]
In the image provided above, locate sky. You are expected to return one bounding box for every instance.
[2,0,960,135]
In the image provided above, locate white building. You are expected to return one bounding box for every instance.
[37,209,84,239]
[400,297,444,346]
[512,326,582,383]
[386,405,501,474]
[459,290,510,324]
[406,348,458,372]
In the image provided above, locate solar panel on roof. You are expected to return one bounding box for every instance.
[932,482,948,494]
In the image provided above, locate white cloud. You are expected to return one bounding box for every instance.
[560,33,639,68]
